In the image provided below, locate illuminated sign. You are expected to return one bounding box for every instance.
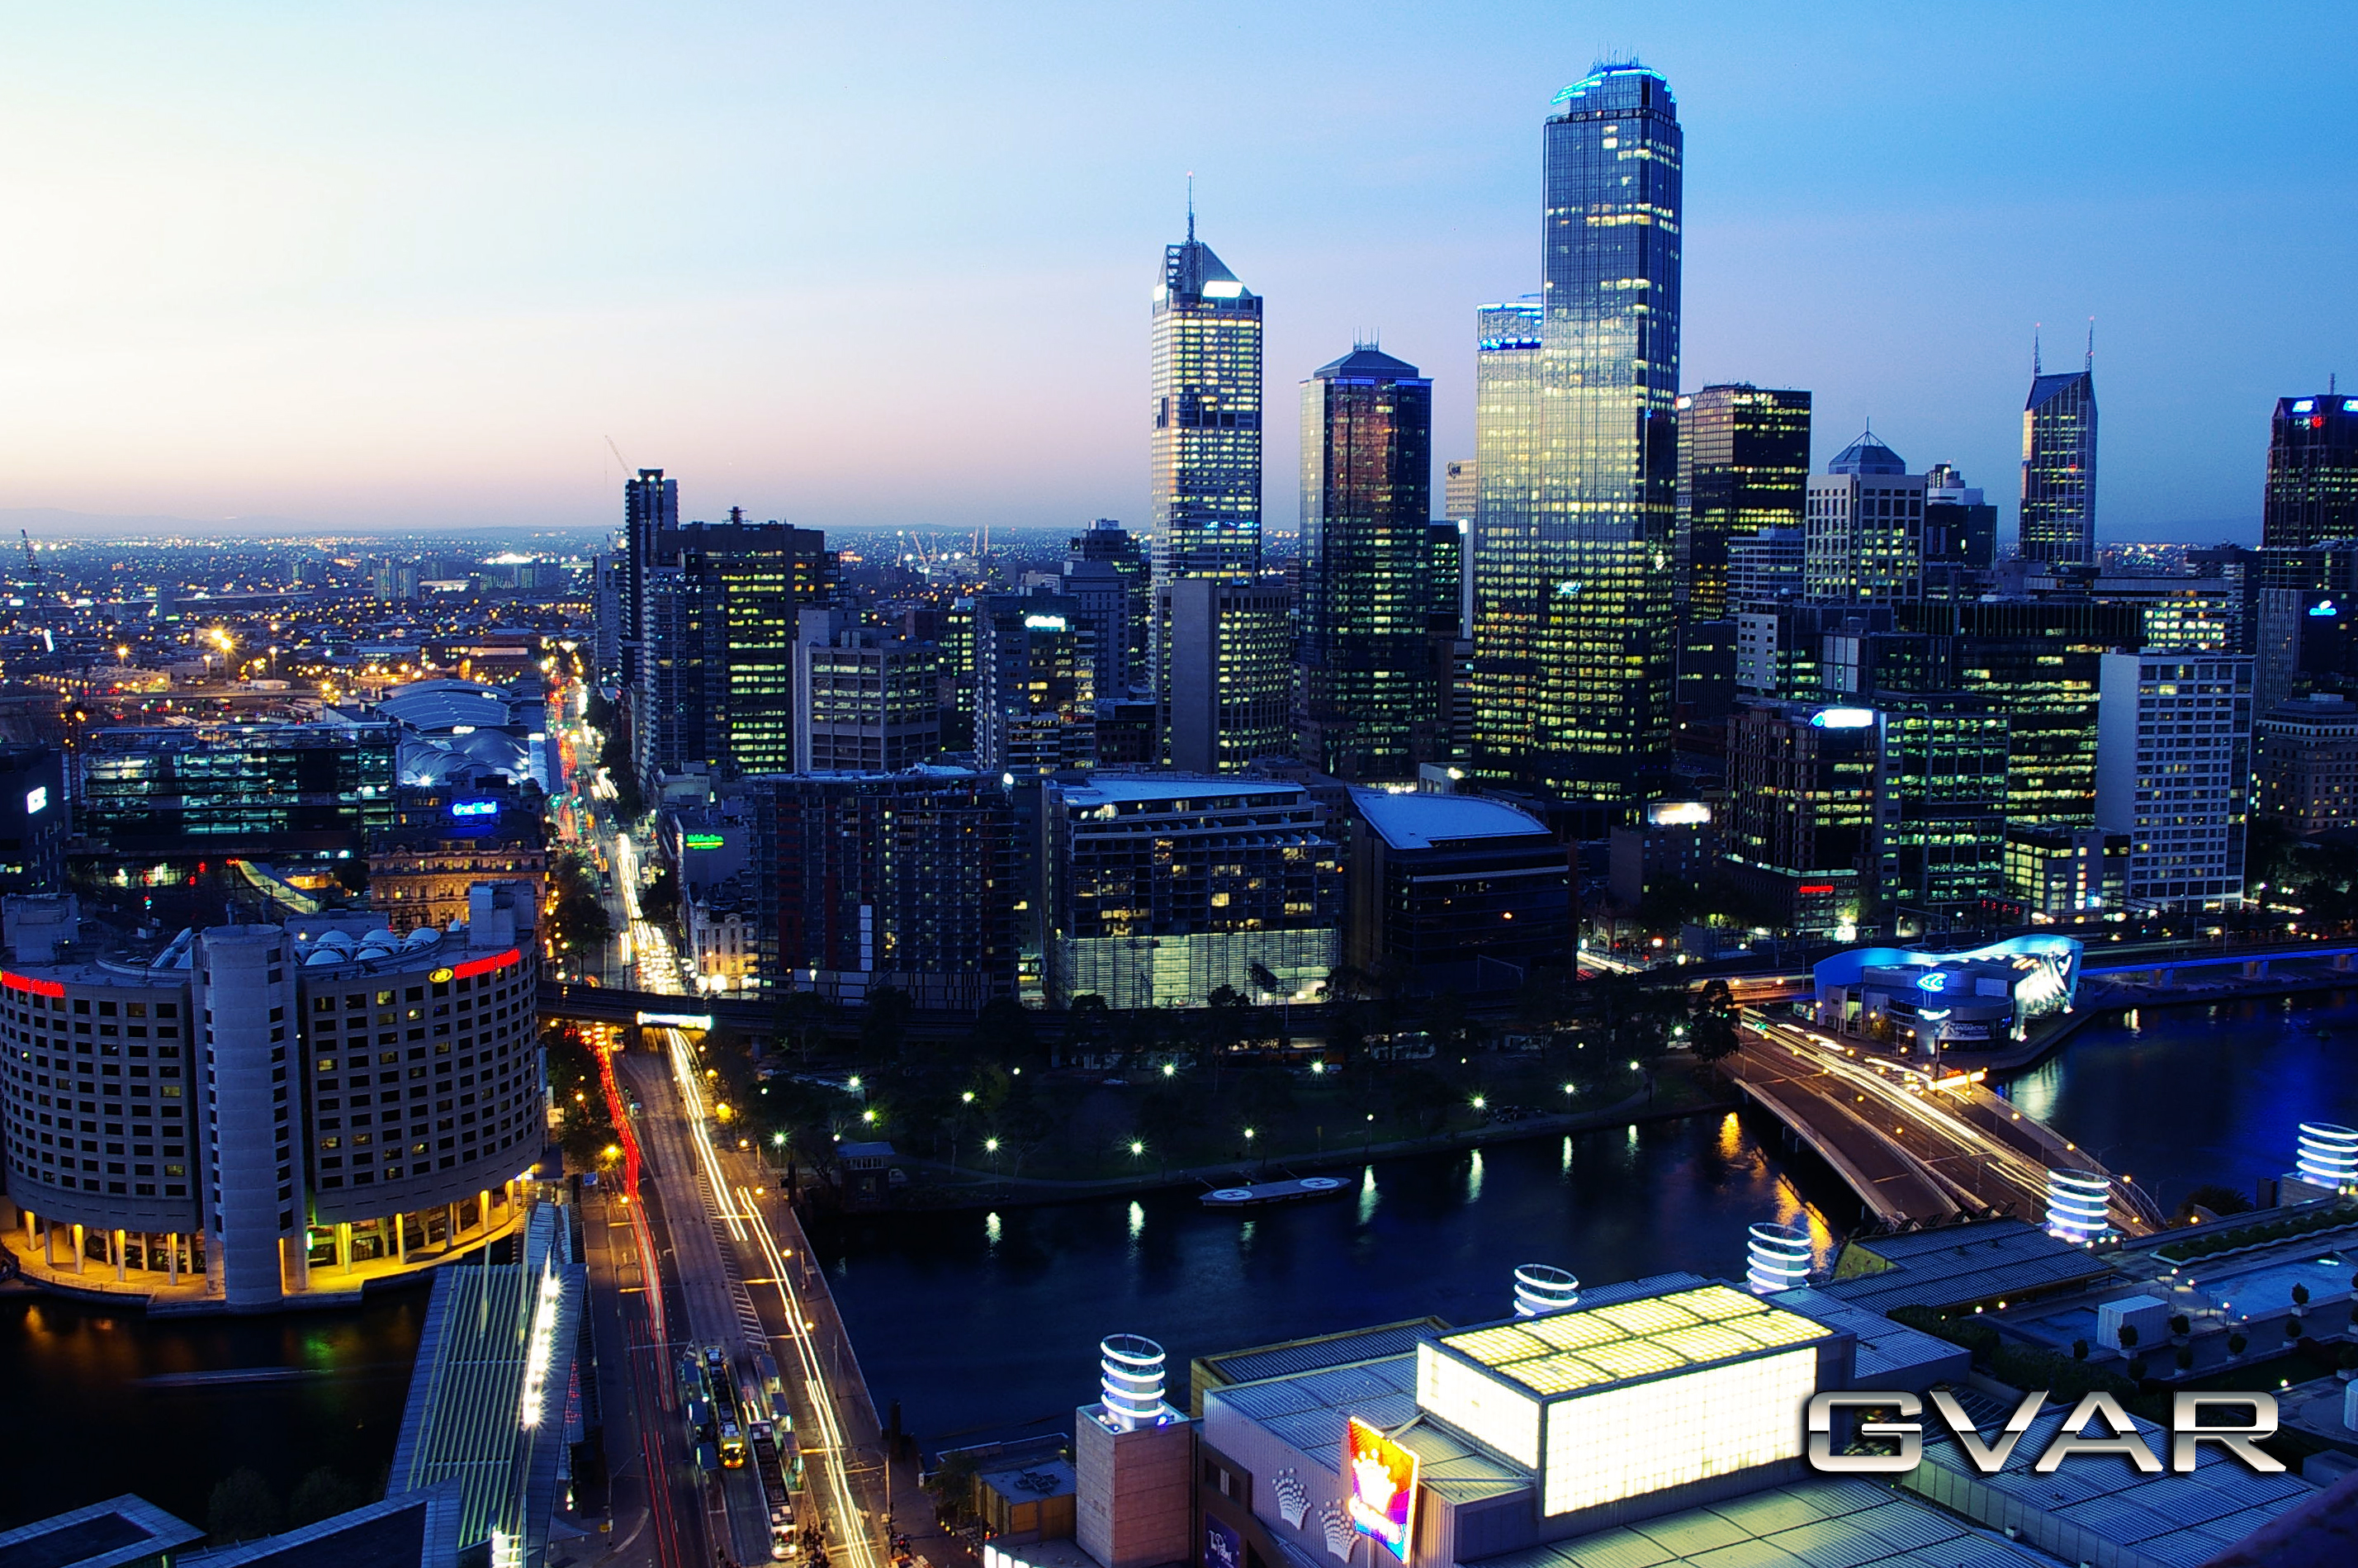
[2294,400,2317,414]
[1646,801,1711,827]
[1205,1518,1243,1568]
[1796,883,1837,897]
[636,1011,715,1029]
[1809,707,1875,729]
[429,967,454,983]
[23,786,45,815]
[684,833,725,850]
[453,948,521,979]
[1021,613,1068,632]
[1917,971,1948,992]
[1202,280,1245,299]
[2312,600,2339,618]
[450,799,500,818]
[1342,1417,1419,1564]
[518,1267,566,1428]
[1,970,64,998]
[1808,1389,2284,1476]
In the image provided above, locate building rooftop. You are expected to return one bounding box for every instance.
[1821,1218,2118,1315]
[1352,789,1550,851]
[1433,1284,1832,1398]
[1828,431,1909,476]
[1311,346,1424,381]
[1208,1353,1529,1507]
[1058,775,1305,809]
[0,1495,205,1568]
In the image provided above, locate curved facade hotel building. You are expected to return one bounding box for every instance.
[0,882,544,1309]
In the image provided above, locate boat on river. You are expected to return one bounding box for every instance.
[1200,1176,1349,1208]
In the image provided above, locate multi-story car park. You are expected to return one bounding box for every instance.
[0,881,545,1309]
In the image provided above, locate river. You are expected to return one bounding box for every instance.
[4,987,2354,1530]
[813,991,2358,1451]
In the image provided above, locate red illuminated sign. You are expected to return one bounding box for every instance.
[2,971,65,997]
[452,949,521,979]
[1796,883,1836,897]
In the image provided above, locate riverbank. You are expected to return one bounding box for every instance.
[850,1087,1742,1212]
[1944,971,2358,1076]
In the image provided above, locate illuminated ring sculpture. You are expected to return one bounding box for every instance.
[2296,1122,2358,1191]
[1746,1222,1813,1295]
[1099,1334,1168,1429]
[1513,1263,1581,1317]
[2045,1168,2111,1244]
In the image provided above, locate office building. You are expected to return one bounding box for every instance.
[1346,789,1569,992]
[1296,346,1437,780]
[2017,567,2241,653]
[1157,577,1294,774]
[1068,521,1152,691]
[2004,823,2128,920]
[1805,432,1925,608]
[793,608,945,774]
[636,511,837,785]
[2262,391,2358,548]
[1721,701,1875,938]
[2095,651,2253,912]
[1608,798,1718,912]
[77,719,396,865]
[1470,63,1682,801]
[1725,525,1805,609]
[746,770,1018,1010]
[1872,696,2010,935]
[1058,558,1134,708]
[1442,458,1477,521]
[1428,520,1469,640]
[1674,384,1811,621]
[1922,462,1997,569]
[0,884,542,1309]
[2019,361,2097,567]
[933,598,980,751]
[2255,692,2358,834]
[1150,219,1262,584]
[0,745,65,897]
[977,590,1098,776]
[1043,775,1341,1008]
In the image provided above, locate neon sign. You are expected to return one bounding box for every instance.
[1342,1416,1419,1564]
[450,799,499,818]
[24,786,45,815]
[684,833,725,850]
[1917,971,1947,992]
[1810,708,1875,729]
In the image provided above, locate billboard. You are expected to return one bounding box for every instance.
[1342,1416,1418,1565]
[1205,1517,1242,1568]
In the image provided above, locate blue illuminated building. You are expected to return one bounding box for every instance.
[1811,935,2082,1054]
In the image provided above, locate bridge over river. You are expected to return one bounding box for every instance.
[1730,1013,2163,1238]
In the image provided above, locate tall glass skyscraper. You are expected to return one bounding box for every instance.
[2019,363,2097,566]
[1297,345,1436,779]
[1472,63,1683,800]
[2263,392,2358,548]
[1150,220,1262,583]
[1675,384,1811,621]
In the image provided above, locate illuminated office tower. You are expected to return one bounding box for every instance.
[2019,354,2097,567]
[1296,345,1436,780]
[1469,299,1544,764]
[2263,391,2358,548]
[1158,577,1294,774]
[1805,432,1925,609]
[1675,385,1810,621]
[1150,218,1262,584]
[1471,63,1683,800]
[793,609,944,774]
[977,590,1097,776]
[2096,652,2253,913]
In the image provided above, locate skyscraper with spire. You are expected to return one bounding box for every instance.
[1470,62,1683,801]
[1150,201,1262,583]
[2019,329,2098,567]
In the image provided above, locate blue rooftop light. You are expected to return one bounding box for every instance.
[1551,60,1671,111]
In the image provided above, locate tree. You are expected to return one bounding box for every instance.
[1689,978,1740,1063]
[774,989,836,1064]
[2228,1331,2249,1357]
[2071,1338,2089,1361]
[2175,1344,2195,1372]
[287,1467,370,1527]
[859,985,913,1066]
[207,1469,280,1544]
[2118,1324,2138,1352]
[2177,1182,2252,1223]
[334,858,369,896]
[971,997,1036,1069]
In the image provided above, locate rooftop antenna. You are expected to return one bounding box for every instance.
[2033,323,2043,378]
[1186,171,1195,245]
[2085,316,2095,372]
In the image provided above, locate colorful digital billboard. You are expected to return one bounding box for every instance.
[1342,1416,1418,1564]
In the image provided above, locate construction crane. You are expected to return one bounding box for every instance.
[18,530,36,588]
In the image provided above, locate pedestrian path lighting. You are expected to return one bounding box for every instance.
[1513,1263,1580,1317]
[2046,1168,2111,1244]
[1747,1221,1813,1294]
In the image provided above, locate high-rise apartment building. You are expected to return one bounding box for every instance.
[2262,392,2358,548]
[2019,363,2097,567]
[976,590,1097,776]
[1872,696,2010,934]
[1805,433,1925,609]
[632,506,837,787]
[1471,64,1682,800]
[1674,384,1811,621]
[1150,221,1262,584]
[1721,701,1874,939]
[1157,578,1294,774]
[793,609,945,774]
[1296,346,1436,780]
[618,469,676,696]
[2096,651,2252,912]
[1443,459,1478,522]
[1068,520,1151,689]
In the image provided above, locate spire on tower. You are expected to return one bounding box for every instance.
[2085,316,2095,372]
[1186,171,1195,246]
[2033,323,2043,378]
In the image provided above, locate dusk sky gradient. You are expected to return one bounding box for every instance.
[2,2,2352,542]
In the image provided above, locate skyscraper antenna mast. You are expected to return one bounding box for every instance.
[2085,317,2095,372]
[2033,323,2043,378]
[1186,171,1195,244]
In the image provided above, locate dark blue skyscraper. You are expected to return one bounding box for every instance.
[2019,353,2097,567]
[1472,63,1683,800]
[1297,345,1435,779]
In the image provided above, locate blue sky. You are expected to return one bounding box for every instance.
[0,2,2350,541]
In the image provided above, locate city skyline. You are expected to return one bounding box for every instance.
[0,4,2348,542]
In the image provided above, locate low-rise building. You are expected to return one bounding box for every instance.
[1347,789,1568,992]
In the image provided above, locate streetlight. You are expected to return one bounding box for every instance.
[1471,1095,1487,1111]
[1161,1063,1176,1078]
[1129,1140,1144,1158]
